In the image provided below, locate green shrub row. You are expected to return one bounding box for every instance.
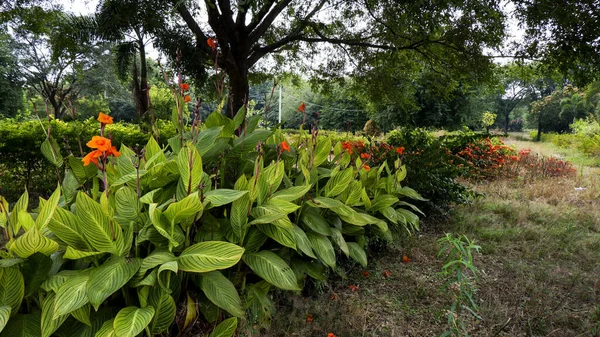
[0,110,422,336]
[0,118,176,203]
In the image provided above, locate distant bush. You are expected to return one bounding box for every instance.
[0,118,176,203]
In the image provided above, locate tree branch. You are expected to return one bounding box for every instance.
[175,2,212,55]
[248,0,294,45]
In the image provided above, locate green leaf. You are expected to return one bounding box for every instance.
[242,251,300,291]
[115,187,140,222]
[0,306,10,334]
[256,224,296,249]
[324,167,353,197]
[41,292,68,337]
[149,203,184,249]
[53,271,90,318]
[313,138,331,167]
[40,270,78,293]
[178,241,244,273]
[184,293,197,331]
[177,143,203,197]
[113,306,155,337]
[87,257,141,310]
[291,226,316,259]
[8,190,28,237]
[198,271,244,318]
[0,313,40,337]
[369,194,400,212]
[94,319,115,337]
[271,185,312,202]
[41,136,63,167]
[75,192,122,254]
[48,207,88,250]
[204,189,248,208]
[21,253,52,296]
[0,267,24,316]
[68,155,98,182]
[348,242,367,268]
[301,208,332,236]
[144,137,166,170]
[63,247,105,260]
[35,185,61,230]
[230,194,250,240]
[163,193,203,230]
[8,228,59,258]
[330,228,349,257]
[243,228,267,253]
[209,317,237,337]
[148,287,176,334]
[307,232,336,268]
[71,303,91,326]
[397,186,427,201]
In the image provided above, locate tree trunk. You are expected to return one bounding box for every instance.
[504,110,509,135]
[228,67,249,122]
[132,37,149,126]
[536,112,542,141]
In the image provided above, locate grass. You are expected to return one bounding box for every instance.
[246,139,600,337]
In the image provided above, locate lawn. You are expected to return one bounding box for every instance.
[255,138,600,337]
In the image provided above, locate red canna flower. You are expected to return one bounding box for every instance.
[207,38,217,50]
[395,147,405,155]
[306,314,313,323]
[402,255,410,264]
[297,102,306,113]
[180,83,190,91]
[184,95,192,103]
[327,333,338,337]
[281,140,291,153]
[341,141,353,155]
[362,164,370,172]
[360,153,370,159]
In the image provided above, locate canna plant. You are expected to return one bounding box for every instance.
[0,108,423,336]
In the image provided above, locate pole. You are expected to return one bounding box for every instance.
[278,84,282,124]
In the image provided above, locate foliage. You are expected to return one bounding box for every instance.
[0,109,422,336]
[454,137,518,180]
[480,112,496,132]
[0,118,176,203]
[0,33,23,118]
[437,234,481,337]
[362,120,381,137]
[387,128,475,213]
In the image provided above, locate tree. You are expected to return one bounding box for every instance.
[514,0,600,85]
[0,33,23,117]
[165,0,506,120]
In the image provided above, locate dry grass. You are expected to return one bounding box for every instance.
[247,140,600,337]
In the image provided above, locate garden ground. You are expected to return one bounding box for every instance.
[253,136,600,337]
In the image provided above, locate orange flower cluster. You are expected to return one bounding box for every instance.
[327,333,339,337]
[340,140,402,165]
[505,149,576,179]
[207,38,218,50]
[297,102,306,113]
[455,138,516,180]
[82,113,121,166]
[280,140,291,153]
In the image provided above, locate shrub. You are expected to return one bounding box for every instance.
[0,110,423,336]
[454,137,518,180]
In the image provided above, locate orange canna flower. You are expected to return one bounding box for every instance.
[395,147,405,155]
[382,270,392,278]
[297,102,306,113]
[184,95,192,103]
[327,334,338,337]
[402,255,410,264]
[360,153,371,159]
[281,140,291,153]
[86,136,112,152]
[362,271,370,278]
[106,146,121,158]
[97,112,113,125]
[362,164,370,172]
[306,314,313,323]
[348,285,359,292]
[82,150,103,166]
[330,293,338,301]
[207,38,217,50]
[180,83,190,91]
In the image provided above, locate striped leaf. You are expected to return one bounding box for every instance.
[183,293,197,331]
[163,193,203,230]
[256,224,296,249]
[87,257,141,310]
[75,192,122,254]
[95,318,115,337]
[178,242,244,273]
[148,287,176,334]
[307,232,336,268]
[40,270,79,293]
[177,143,202,197]
[0,306,10,333]
[53,271,90,318]
[271,185,312,202]
[0,313,40,337]
[209,317,237,337]
[313,138,331,167]
[35,185,60,230]
[301,209,332,236]
[48,207,88,250]
[113,306,154,337]
[291,226,316,259]
[330,228,349,257]
[8,228,58,259]
[149,203,183,249]
[198,271,244,318]
[8,190,28,237]
[41,292,68,337]
[203,189,247,208]
[63,247,105,260]
[347,242,367,268]
[242,251,300,291]
[41,136,63,168]
[229,194,250,240]
[71,303,91,326]
[0,267,23,316]
[21,253,52,296]
[324,168,353,197]
[115,187,140,222]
